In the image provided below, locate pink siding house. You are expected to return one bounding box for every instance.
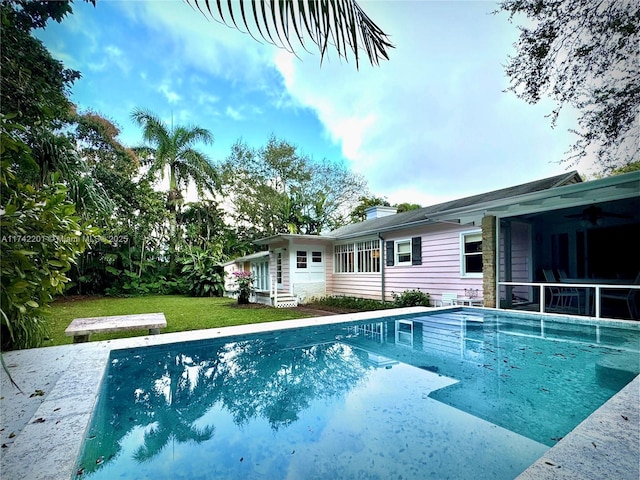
[225,170,640,318]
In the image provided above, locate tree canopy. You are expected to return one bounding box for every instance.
[499,0,639,173]
[222,136,367,236]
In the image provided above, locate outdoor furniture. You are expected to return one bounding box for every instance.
[543,269,581,314]
[455,297,484,307]
[65,313,167,343]
[440,293,458,306]
[557,276,638,318]
[600,273,640,320]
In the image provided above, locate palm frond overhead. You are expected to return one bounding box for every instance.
[185,0,393,68]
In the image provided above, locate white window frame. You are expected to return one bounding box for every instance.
[296,250,308,269]
[251,260,270,292]
[334,243,355,273]
[460,230,483,278]
[395,239,412,266]
[356,240,381,273]
[276,252,283,286]
[334,239,381,274]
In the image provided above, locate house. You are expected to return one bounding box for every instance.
[224,170,640,318]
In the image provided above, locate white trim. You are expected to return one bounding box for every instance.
[333,237,382,274]
[394,239,412,266]
[460,229,483,278]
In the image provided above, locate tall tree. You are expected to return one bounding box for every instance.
[131,108,217,273]
[498,0,639,173]
[0,1,96,127]
[395,202,422,213]
[186,0,393,68]
[349,195,390,223]
[222,136,367,237]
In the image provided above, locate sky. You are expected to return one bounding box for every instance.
[37,0,598,208]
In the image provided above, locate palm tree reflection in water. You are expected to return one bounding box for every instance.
[79,333,370,476]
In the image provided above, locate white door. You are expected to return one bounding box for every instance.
[292,247,326,299]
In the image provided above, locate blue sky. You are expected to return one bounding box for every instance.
[38,0,597,207]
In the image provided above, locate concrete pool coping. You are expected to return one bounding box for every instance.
[1,306,638,480]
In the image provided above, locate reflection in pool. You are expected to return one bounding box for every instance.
[76,310,639,479]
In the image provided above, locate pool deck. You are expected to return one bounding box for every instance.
[1,307,638,480]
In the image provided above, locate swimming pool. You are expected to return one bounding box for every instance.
[74,309,639,479]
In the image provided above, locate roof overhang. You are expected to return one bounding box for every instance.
[221,250,269,266]
[254,234,337,246]
[427,171,640,224]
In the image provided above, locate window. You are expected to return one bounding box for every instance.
[356,240,381,273]
[395,320,414,347]
[251,260,269,291]
[462,231,482,276]
[297,250,308,269]
[334,243,355,273]
[396,240,411,264]
[276,252,282,285]
[386,237,422,266]
[334,241,381,273]
[312,251,322,263]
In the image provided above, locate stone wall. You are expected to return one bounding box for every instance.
[482,215,497,307]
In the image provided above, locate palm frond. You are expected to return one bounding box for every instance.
[186,0,393,68]
[131,108,171,148]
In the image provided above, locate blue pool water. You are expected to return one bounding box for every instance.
[75,310,640,480]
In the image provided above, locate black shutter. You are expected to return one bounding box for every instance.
[411,236,422,265]
[386,241,394,267]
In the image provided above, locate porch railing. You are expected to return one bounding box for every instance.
[498,281,639,319]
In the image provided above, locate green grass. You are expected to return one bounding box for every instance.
[44,295,313,347]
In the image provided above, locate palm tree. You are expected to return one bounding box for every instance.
[131,108,217,273]
[185,0,394,68]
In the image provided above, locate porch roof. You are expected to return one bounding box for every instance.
[452,170,639,223]
[222,250,269,266]
[254,233,337,246]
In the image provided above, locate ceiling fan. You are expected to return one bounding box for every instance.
[566,205,631,226]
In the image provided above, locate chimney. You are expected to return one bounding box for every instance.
[365,205,398,220]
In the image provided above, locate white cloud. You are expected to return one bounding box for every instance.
[158,83,182,104]
[120,0,280,87]
[225,106,243,121]
[55,0,598,208]
[269,1,591,203]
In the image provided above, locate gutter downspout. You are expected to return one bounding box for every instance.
[378,233,386,303]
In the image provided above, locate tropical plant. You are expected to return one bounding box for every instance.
[186,0,393,68]
[0,138,99,350]
[131,108,217,273]
[179,246,225,297]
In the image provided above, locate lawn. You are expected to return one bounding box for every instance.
[45,295,314,347]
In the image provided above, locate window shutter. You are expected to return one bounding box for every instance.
[411,236,422,265]
[386,241,394,266]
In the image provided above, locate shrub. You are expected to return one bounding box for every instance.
[231,271,254,304]
[179,247,225,297]
[305,295,392,312]
[391,289,431,307]
[1,160,98,349]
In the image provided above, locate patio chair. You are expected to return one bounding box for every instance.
[440,293,458,306]
[601,272,640,320]
[543,269,581,314]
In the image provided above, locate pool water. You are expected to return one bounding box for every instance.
[75,310,640,480]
